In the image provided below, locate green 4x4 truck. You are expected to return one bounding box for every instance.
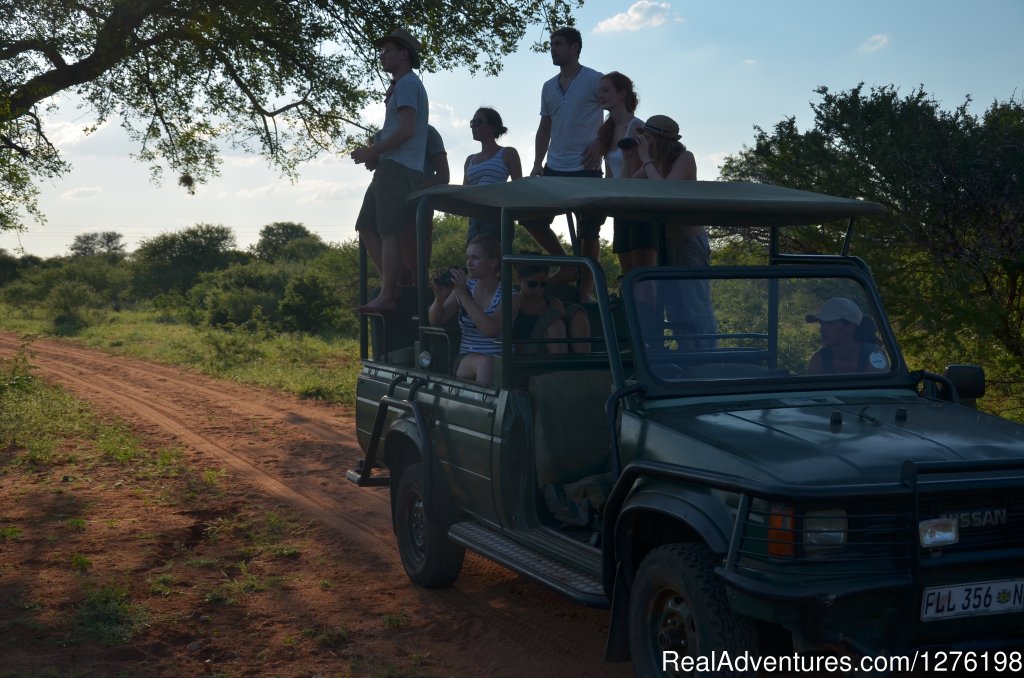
[348,178,1024,676]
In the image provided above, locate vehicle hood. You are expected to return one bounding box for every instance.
[642,395,1024,486]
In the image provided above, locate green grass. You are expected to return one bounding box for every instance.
[0,305,361,406]
[73,584,148,645]
[0,524,22,541]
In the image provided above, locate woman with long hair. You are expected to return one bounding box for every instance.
[596,72,653,274]
[428,235,511,385]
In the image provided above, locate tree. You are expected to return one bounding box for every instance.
[1,0,582,231]
[132,222,238,295]
[69,231,126,258]
[720,84,1024,417]
[252,222,320,262]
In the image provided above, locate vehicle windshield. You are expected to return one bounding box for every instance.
[627,271,898,387]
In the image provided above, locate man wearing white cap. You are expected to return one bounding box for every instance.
[806,297,889,374]
[352,28,429,314]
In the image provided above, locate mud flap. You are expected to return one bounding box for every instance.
[605,562,632,662]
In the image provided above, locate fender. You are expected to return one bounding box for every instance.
[613,480,733,582]
[383,415,424,471]
[605,481,734,663]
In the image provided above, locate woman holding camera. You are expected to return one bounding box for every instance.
[596,72,652,274]
[428,235,511,385]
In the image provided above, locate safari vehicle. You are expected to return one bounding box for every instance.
[348,178,1024,676]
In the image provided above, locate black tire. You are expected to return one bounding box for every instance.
[629,543,758,678]
[394,463,465,588]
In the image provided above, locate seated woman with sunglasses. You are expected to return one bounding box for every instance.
[463,107,523,243]
[512,258,591,354]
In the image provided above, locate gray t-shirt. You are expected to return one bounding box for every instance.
[422,125,446,178]
[380,72,429,172]
[540,65,603,172]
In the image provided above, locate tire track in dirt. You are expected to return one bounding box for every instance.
[0,333,630,676]
[9,343,401,563]
[0,336,359,448]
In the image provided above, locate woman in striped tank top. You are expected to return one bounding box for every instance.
[463,107,523,243]
[428,235,515,386]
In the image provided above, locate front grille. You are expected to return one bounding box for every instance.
[918,491,1024,553]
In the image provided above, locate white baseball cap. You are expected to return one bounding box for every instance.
[806,297,863,325]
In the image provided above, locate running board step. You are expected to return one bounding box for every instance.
[448,522,608,608]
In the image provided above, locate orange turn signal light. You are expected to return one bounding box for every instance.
[767,507,796,557]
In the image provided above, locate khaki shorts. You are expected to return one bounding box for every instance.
[355,160,422,236]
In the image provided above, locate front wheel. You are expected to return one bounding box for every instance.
[394,463,465,588]
[628,543,758,677]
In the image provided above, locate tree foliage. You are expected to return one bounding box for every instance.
[70,231,126,259]
[721,84,1024,416]
[252,222,326,262]
[1,0,583,230]
[133,222,239,295]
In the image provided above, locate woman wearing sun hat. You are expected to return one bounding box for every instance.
[631,114,716,346]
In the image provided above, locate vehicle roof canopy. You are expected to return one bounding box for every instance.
[409,178,887,226]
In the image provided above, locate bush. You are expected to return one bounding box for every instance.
[45,280,100,331]
[280,269,348,335]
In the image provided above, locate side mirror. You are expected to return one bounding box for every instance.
[944,364,985,401]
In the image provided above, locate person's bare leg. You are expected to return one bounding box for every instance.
[361,230,383,274]
[634,247,658,268]
[568,306,591,353]
[524,224,566,256]
[578,236,600,303]
[359,232,402,313]
[456,353,495,386]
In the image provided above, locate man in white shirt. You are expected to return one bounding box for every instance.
[351,28,428,314]
[526,27,604,301]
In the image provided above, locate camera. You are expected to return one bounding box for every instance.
[433,267,466,287]
[617,137,638,150]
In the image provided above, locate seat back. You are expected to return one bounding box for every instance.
[529,370,612,489]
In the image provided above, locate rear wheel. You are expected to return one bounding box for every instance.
[394,463,464,588]
[628,543,757,677]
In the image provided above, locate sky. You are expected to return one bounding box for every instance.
[3,0,1022,258]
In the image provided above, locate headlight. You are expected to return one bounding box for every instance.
[919,517,958,548]
[803,509,848,552]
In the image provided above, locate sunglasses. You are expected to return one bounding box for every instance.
[525,280,547,289]
[469,118,485,127]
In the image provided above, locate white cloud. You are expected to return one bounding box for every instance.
[858,34,890,53]
[61,187,103,200]
[234,178,364,203]
[293,179,366,203]
[742,59,758,67]
[429,101,469,130]
[45,119,110,148]
[594,1,681,34]
[706,152,731,178]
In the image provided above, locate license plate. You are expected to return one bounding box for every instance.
[921,579,1024,621]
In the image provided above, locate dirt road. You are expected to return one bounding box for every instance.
[0,331,630,677]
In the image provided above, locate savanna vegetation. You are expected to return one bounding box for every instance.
[719,84,1024,420]
[0,215,612,406]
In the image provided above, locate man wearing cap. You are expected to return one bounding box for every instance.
[351,28,429,313]
[806,297,889,374]
[524,26,605,301]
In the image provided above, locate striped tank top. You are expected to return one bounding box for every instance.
[466,148,510,186]
[458,278,503,355]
